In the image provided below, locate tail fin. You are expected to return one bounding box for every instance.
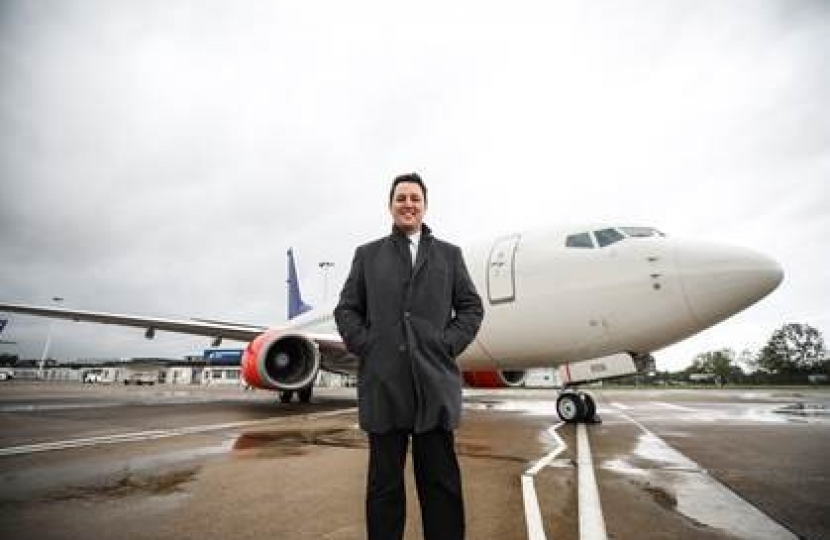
[287,248,313,320]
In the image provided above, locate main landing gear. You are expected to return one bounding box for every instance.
[556,390,601,424]
[278,386,314,404]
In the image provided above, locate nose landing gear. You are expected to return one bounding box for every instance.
[556,390,600,423]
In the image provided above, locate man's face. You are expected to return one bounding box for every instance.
[390,181,426,234]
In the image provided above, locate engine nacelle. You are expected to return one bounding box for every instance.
[241,330,320,391]
[463,369,527,388]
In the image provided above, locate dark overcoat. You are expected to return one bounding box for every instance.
[334,225,484,434]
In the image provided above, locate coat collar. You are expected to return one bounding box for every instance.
[390,224,433,276]
[390,223,432,242]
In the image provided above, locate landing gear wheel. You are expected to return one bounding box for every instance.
[556,392,586,423]
[298,386,313,403]
[278,391,294,404]
[580,392,600,423]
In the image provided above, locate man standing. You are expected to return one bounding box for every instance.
[334,173,484,540]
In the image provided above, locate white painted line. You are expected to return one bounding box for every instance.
[0,407,357,457]
[610,402,630,410]
[522,475,546,540]
[612,410,797,539]
[0,402,126,412]
[527,424,566,476]
[522,423,567,540]
[654,401,695,412]
[577,423,608,540]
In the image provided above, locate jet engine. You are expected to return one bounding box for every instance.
[240,330,320,391]
[463,369,527,388]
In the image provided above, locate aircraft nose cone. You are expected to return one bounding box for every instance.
[677,243,783,327]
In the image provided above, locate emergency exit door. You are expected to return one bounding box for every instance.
[487,234,520,304]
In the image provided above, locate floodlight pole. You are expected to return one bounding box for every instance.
[319,262,334,302]
[39,296,64,379]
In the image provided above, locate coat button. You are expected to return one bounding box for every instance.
[398,344,406,352]
[404,311,411,318]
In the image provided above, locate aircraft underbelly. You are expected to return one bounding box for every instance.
[473,294,609,367]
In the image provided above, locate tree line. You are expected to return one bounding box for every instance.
[656,323,828,385]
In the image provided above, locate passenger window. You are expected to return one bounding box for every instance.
[593,228,625,247]
[566,232,594,248]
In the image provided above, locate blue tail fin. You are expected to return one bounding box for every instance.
[287,248,313,320]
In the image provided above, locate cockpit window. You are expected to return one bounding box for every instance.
[619,227,665,238]
[565,232,595,248]
[593,228,625,247]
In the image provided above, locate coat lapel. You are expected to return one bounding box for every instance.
[390,224,432,279]
[412,235,431,279]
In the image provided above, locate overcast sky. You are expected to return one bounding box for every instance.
[1,1,828,372]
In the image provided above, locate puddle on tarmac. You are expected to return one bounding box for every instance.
[642,482,678,510]
[773,402,830,418]
[232,427,529,464]
[464,399,557,416]
[603,431,700,473]
[233,427,366,457]
[128,440,236,469]
[602,431,797,539]
[455,440,528,463]
[0,440,232,507]
[650,403,830,425]
[42,467,200,502]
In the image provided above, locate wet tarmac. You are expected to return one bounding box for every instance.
[0,382,828,539]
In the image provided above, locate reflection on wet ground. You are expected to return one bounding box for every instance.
[641,481,678,510]
[599,406,802,539]
[232,425,531,464]
[464,398,558,416]
[773,402,830,417]
[0,441,232,507]
[606,400,830,426]
[232,427,364,457]
[43,468,200,502]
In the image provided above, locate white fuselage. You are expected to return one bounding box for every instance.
[287,225,783,372]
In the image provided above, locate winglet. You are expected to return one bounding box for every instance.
[287,248,313,320]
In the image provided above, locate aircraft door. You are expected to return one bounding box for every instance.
[487,234,520,304]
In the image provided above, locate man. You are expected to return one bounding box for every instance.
[334,173,484,540]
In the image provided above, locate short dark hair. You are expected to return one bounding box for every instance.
[389,173,427,205]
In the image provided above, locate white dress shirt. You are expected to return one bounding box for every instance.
[408,230,421,267]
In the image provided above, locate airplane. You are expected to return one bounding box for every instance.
[0,224,783,423]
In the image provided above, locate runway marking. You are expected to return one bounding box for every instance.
[576,424,608,540]
[612,401,696,412]
[653,401,695,412]
[610,409,797,539]
[0,407,357,457]
[0,402,127,413]
[522,422,566,540]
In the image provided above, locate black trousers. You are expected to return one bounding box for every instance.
[366,428,465,540]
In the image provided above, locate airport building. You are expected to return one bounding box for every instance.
[2,347,352,389]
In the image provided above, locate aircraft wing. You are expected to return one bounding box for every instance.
[302,331,357,374]
[0,302,356,374]
[0,302,268,343]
